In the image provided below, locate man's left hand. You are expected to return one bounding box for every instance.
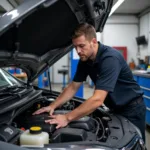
[45,114,69,129]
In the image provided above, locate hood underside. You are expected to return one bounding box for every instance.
[0,0,113,82]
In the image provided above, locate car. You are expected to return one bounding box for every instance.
[0,0,146,150]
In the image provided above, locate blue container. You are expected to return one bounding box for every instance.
[146,108,150,126]
[38,74,43,88]
[8,68,15,74]
[16,68,21,74]
[44,71,49,87]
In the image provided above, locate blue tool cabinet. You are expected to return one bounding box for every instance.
[133,72,150,125]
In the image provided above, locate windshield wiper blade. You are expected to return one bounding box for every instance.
[0,85,26,92]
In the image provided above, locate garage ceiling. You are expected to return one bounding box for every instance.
[0,0,150,16]
[112,0,150,15]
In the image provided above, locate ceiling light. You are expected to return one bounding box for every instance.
[109,0,125,16]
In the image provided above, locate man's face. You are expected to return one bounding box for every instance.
[72,35,95,61]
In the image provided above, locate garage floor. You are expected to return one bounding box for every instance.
[51,83,150,149]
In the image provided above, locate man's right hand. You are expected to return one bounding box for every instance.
[32,105,55,116]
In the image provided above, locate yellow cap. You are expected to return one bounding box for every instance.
[30,126,42,134]
[30,126,41,131]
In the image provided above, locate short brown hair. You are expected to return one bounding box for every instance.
[72,23,97,41]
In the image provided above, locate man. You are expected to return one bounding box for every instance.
[33,23,146,142]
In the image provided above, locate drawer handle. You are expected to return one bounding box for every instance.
[146,107,150,111]
[140,86,150,91]
[143,95,150,100]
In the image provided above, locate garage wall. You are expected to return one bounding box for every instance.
[139,12,150,59]
[52,54,69,84]
[0,0,13,11]
[100,15,139,65]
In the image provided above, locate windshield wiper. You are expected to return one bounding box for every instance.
[0,84,26,93]
[0,85,27,100]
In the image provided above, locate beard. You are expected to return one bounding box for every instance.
[80,55,88,61]
[80,52,94,62]
[79,45,95,61]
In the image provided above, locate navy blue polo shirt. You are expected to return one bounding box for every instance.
[73,43,143,110]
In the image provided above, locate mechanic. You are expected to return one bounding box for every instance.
[33,23,146,142]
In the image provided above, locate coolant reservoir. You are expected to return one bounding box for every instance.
[20,126,49,146]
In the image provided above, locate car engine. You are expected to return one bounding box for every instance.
[19,110,97,143]
[0,98,110,146]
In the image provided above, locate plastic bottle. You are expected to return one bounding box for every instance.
[20,126,49,146]
[147,65,150,73]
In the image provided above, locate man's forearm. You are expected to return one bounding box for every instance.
[50,82,81,109]
[65,90,107,122]
[65,97,103,121]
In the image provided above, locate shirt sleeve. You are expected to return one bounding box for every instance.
[95,56,122,92]
[73,60,88,82]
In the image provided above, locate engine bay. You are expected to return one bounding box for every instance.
[0,96,113,146]
[18,110,98,143]
[0,93,138,150]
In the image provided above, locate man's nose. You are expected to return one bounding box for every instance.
[76,47,81,54]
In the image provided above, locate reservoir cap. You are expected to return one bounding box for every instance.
[30,126,42,134]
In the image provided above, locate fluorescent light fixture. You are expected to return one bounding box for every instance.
[6,9,19,19]
[109,0,125,16]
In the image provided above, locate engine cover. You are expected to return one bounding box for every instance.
[51,128,96,143]
[21,113,56,133]
[21,110,96,133]
[54,110,96,132]
[52,128,87,142]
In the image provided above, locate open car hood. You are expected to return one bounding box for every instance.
[0,0,113,82]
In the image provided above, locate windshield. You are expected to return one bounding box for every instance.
[0,69,21,88]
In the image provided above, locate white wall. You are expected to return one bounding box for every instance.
[52,54,69,84]
[139,12,150,59]
[0,0,13,11]
[101,15,139,64]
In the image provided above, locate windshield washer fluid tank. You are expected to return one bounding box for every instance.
[20,126,49,146]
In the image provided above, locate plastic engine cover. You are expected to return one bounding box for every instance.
[52,128,87,143]
[54,110,96,132]
[52,128,97,143]
[22,113,56,133]
[22,110,96,133]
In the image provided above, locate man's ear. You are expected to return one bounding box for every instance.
[92,38,97,44]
